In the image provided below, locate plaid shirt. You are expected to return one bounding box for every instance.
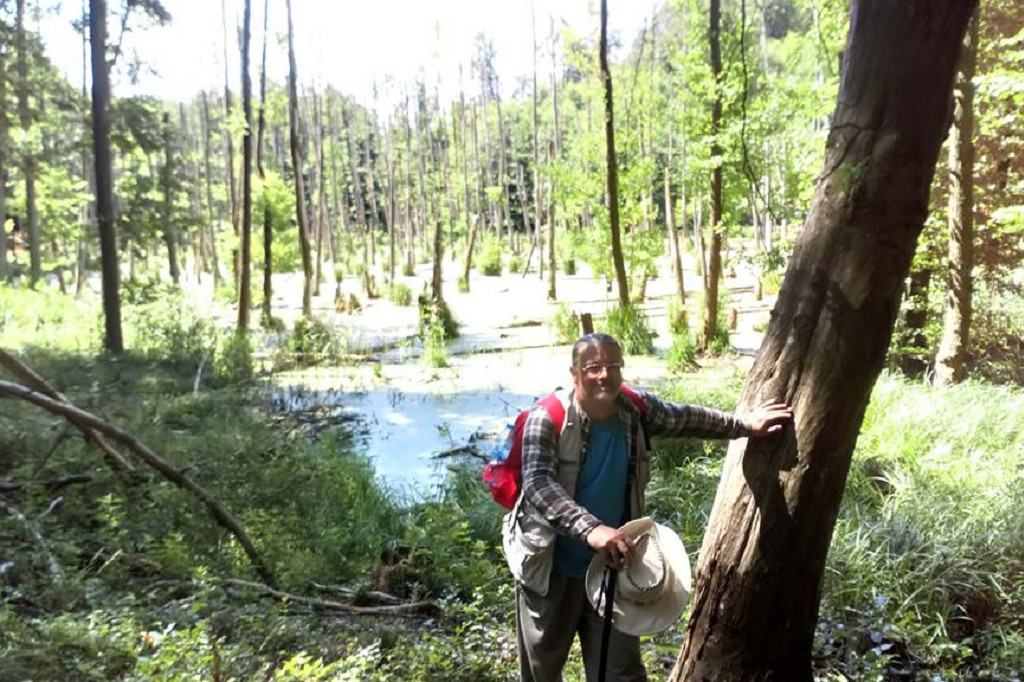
[520,387,750,542]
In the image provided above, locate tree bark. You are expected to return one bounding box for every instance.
[236,0,253,331]
[600,0,629,309]
[666,168,685,304]
[16,0,40,287]
[285,0,312,316]
[201,92,222,286]
[671,2,977,679]
[701,0,724,349]
[89,0,124,353]
[256,0,272,326]
[0,20,8,283]
[161,113,181,285]
[934,6,978,386]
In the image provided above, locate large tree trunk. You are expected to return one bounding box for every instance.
[671,2,977,680]
[237,0,253,331]
[700,0,724,349]
[285,0,312,316]
[934,6,978,386]
[89,0,124,353]
[600,0,628,309]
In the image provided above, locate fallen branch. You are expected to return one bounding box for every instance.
[221,578,440,618]
[0,474,94,493]
[0,349,135,474]
[0,380,276,587]
[431,444,487,461]
[309,581,406,607]
[0,496,64,580]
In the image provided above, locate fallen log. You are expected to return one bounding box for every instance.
[0,474,94,492]
[222,578,441,618]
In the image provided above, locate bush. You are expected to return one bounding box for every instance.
[421,320,449,368]
[548,303,580,345]
[507,255,523,275]
[479,239,502,277]
[281,315,347,364]
[605,304,655,355]
[389,282,414,306]
[418,296,459,341]
[665,332,698,374]
[456,275,469,293]
[563,256,576,276]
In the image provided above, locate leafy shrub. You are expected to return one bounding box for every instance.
[388,282,413,306]
[563,256,576,275]
[418,296,459,341]
[548,303,580,344]
[456,275,470,293]
[421,320,449,368]
[479,239,502,277]
[665,332,698,374]
[282,315,347,364]
[507,255,523,275]
[605,304,655,355]
[667,300,690,337]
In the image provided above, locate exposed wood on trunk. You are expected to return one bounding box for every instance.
[934,7,978,386]
[671,3,977,678]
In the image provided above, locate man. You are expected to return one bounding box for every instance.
[503,332,793,682]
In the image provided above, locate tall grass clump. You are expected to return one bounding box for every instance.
[548,303,580,344]
[479,238,503,276]
[605,303,655,355]
[665,300,697,373]
[388,282,413,306]
[821,373,1024,678]
[0,283,102,352]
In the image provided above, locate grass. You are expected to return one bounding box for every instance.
[4,283,1024,680]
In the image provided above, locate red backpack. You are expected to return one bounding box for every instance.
[482,386,649,509]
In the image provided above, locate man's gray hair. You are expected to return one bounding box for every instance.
[571,333,621,366]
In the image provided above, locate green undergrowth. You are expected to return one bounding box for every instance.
[4,286,1024,679]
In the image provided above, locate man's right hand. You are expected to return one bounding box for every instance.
[586,524,634,569]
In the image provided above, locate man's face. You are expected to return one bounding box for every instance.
[571,341,624,412]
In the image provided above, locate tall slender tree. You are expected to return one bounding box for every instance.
[236,0,253,330]
[0,10,9,283]
[256,0,273,326]
[89,0,123,352]
[671,2,978,678]
[600,0,629,309]
[16,0,40,286]
[700,0,724,349]
[285,0,312,316]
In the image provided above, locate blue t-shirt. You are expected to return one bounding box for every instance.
[552,415,628,579]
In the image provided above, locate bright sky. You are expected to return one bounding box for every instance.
[39,0,652,110]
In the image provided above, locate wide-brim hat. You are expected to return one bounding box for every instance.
[585,517,692,636]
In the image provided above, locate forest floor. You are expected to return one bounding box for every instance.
[194,252,776,495]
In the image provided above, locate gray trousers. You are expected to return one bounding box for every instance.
[516,573,648,682]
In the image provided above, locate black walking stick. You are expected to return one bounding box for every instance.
[598,566,617,682]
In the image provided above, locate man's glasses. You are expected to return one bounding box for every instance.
[578,362,624,377]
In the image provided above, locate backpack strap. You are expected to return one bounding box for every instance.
[536,392,566,434]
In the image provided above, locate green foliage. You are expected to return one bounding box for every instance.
[281,315,348,365]
[418,296,459,342]
[478,237,503,277]
[507,254,523,275]
[421,320,449,368]
[548,303,581,345]
[456,275,470,293]
[604,304,655,355]
[665,332,699,374]
[388,282,413,306]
